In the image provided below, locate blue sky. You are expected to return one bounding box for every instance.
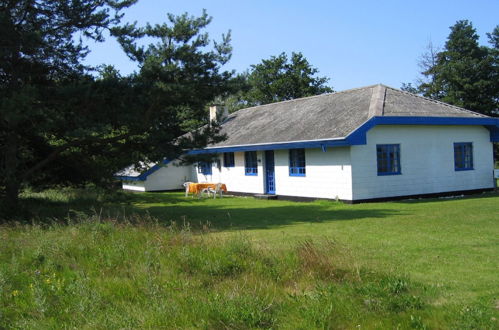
[83,0,499,91]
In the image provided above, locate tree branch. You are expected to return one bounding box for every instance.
[21,132,132,180]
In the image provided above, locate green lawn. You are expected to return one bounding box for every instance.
[127,190,499,300]
[1,189,498,328]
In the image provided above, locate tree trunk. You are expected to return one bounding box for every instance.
[4,129,20,208]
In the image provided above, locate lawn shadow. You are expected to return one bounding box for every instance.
[11,190,194,221]
[12,190,404,229]
[124,193,403,231]
[395,191,499,204]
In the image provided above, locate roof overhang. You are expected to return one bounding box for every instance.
[189,116,499,154]
[348,116,499,144]
[118,116,499,182]
[116,159,171,182]
[187,137,350,154]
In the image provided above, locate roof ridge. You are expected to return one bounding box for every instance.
[368,84,386,118]
[227,84,382,117]
[384,85,488,118]
[225,83,489,120]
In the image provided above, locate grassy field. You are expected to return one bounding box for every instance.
[1,189,498,328]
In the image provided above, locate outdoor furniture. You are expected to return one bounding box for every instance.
[182,182,194,197]
[203,183,225,198]
[187,183,227,197]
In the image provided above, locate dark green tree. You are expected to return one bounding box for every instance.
[110,9,232,163]
[0,0,137,207]
[400,83,418,94]
[0,3,232,209]
[214,72,252,113]
[244,52,332,106]
[486,26,499,159]
[418,20,498,116]
[487,26,499,116]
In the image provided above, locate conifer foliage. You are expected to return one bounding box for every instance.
[0,2,233,208]
[418,20,498,116]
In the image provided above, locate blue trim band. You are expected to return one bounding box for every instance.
[189,116,499,154]
[117,116,499,182]
[348,116,499,144]
[188,139,351,154]
[245,172,258,176]
[289,173,306,177]
[490,127,499,142]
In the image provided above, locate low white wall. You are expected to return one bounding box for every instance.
[350,125,495,200]
[122,181,146,192]
[143,160,192,191]
[274,147,353,200]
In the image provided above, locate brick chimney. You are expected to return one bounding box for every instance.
[209,105,228,123]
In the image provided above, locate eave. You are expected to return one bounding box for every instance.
[118,116,499,182]
[189,116,499,154]
[116,159,171,182]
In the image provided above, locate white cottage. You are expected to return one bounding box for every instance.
[118,84,499,202]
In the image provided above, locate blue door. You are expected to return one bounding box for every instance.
[265,150,275,194]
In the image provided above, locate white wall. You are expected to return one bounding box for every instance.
[350,125,495,200]
[195,148,353,199]
[123,125,494,200]
[199,151,264,194]
[122,181,146,192]
[273,147,353,200]
[194,160,215,184]
[139,160,193,191]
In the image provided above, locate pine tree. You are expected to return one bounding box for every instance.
[0,3,233,210]
[418,20,498,116]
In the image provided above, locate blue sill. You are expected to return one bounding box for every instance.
[289,173,306,177]
[455,168,474,171]
[245,172,258,176]
[377,172,402,176]
[199,170,212,175]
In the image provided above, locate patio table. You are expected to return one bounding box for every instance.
[188,183,227,195]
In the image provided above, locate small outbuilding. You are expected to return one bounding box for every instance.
[118,84,499,202]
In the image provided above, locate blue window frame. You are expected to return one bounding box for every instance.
[223,152,235,168]
[244,151,258,175]
[197,161,212,175]
[289,149,306,176]
[376,144,401,175]
[454,142,473,171]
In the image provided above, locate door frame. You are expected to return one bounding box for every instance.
[264,150,275,194]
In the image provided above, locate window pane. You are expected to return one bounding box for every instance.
[224,152,234,167]
[245,151,257,175]
[377,144,400,175]
[289,148,306,176]
[198,161,212,175]
[454,143,473,170]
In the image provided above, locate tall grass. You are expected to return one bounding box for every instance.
[0,187,130,222]
[1,213,495,329]
[1,188,498,328]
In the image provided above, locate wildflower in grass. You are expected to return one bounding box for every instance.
[11,290,20,297]
[29,283,34,290]
[45,278,51,284]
